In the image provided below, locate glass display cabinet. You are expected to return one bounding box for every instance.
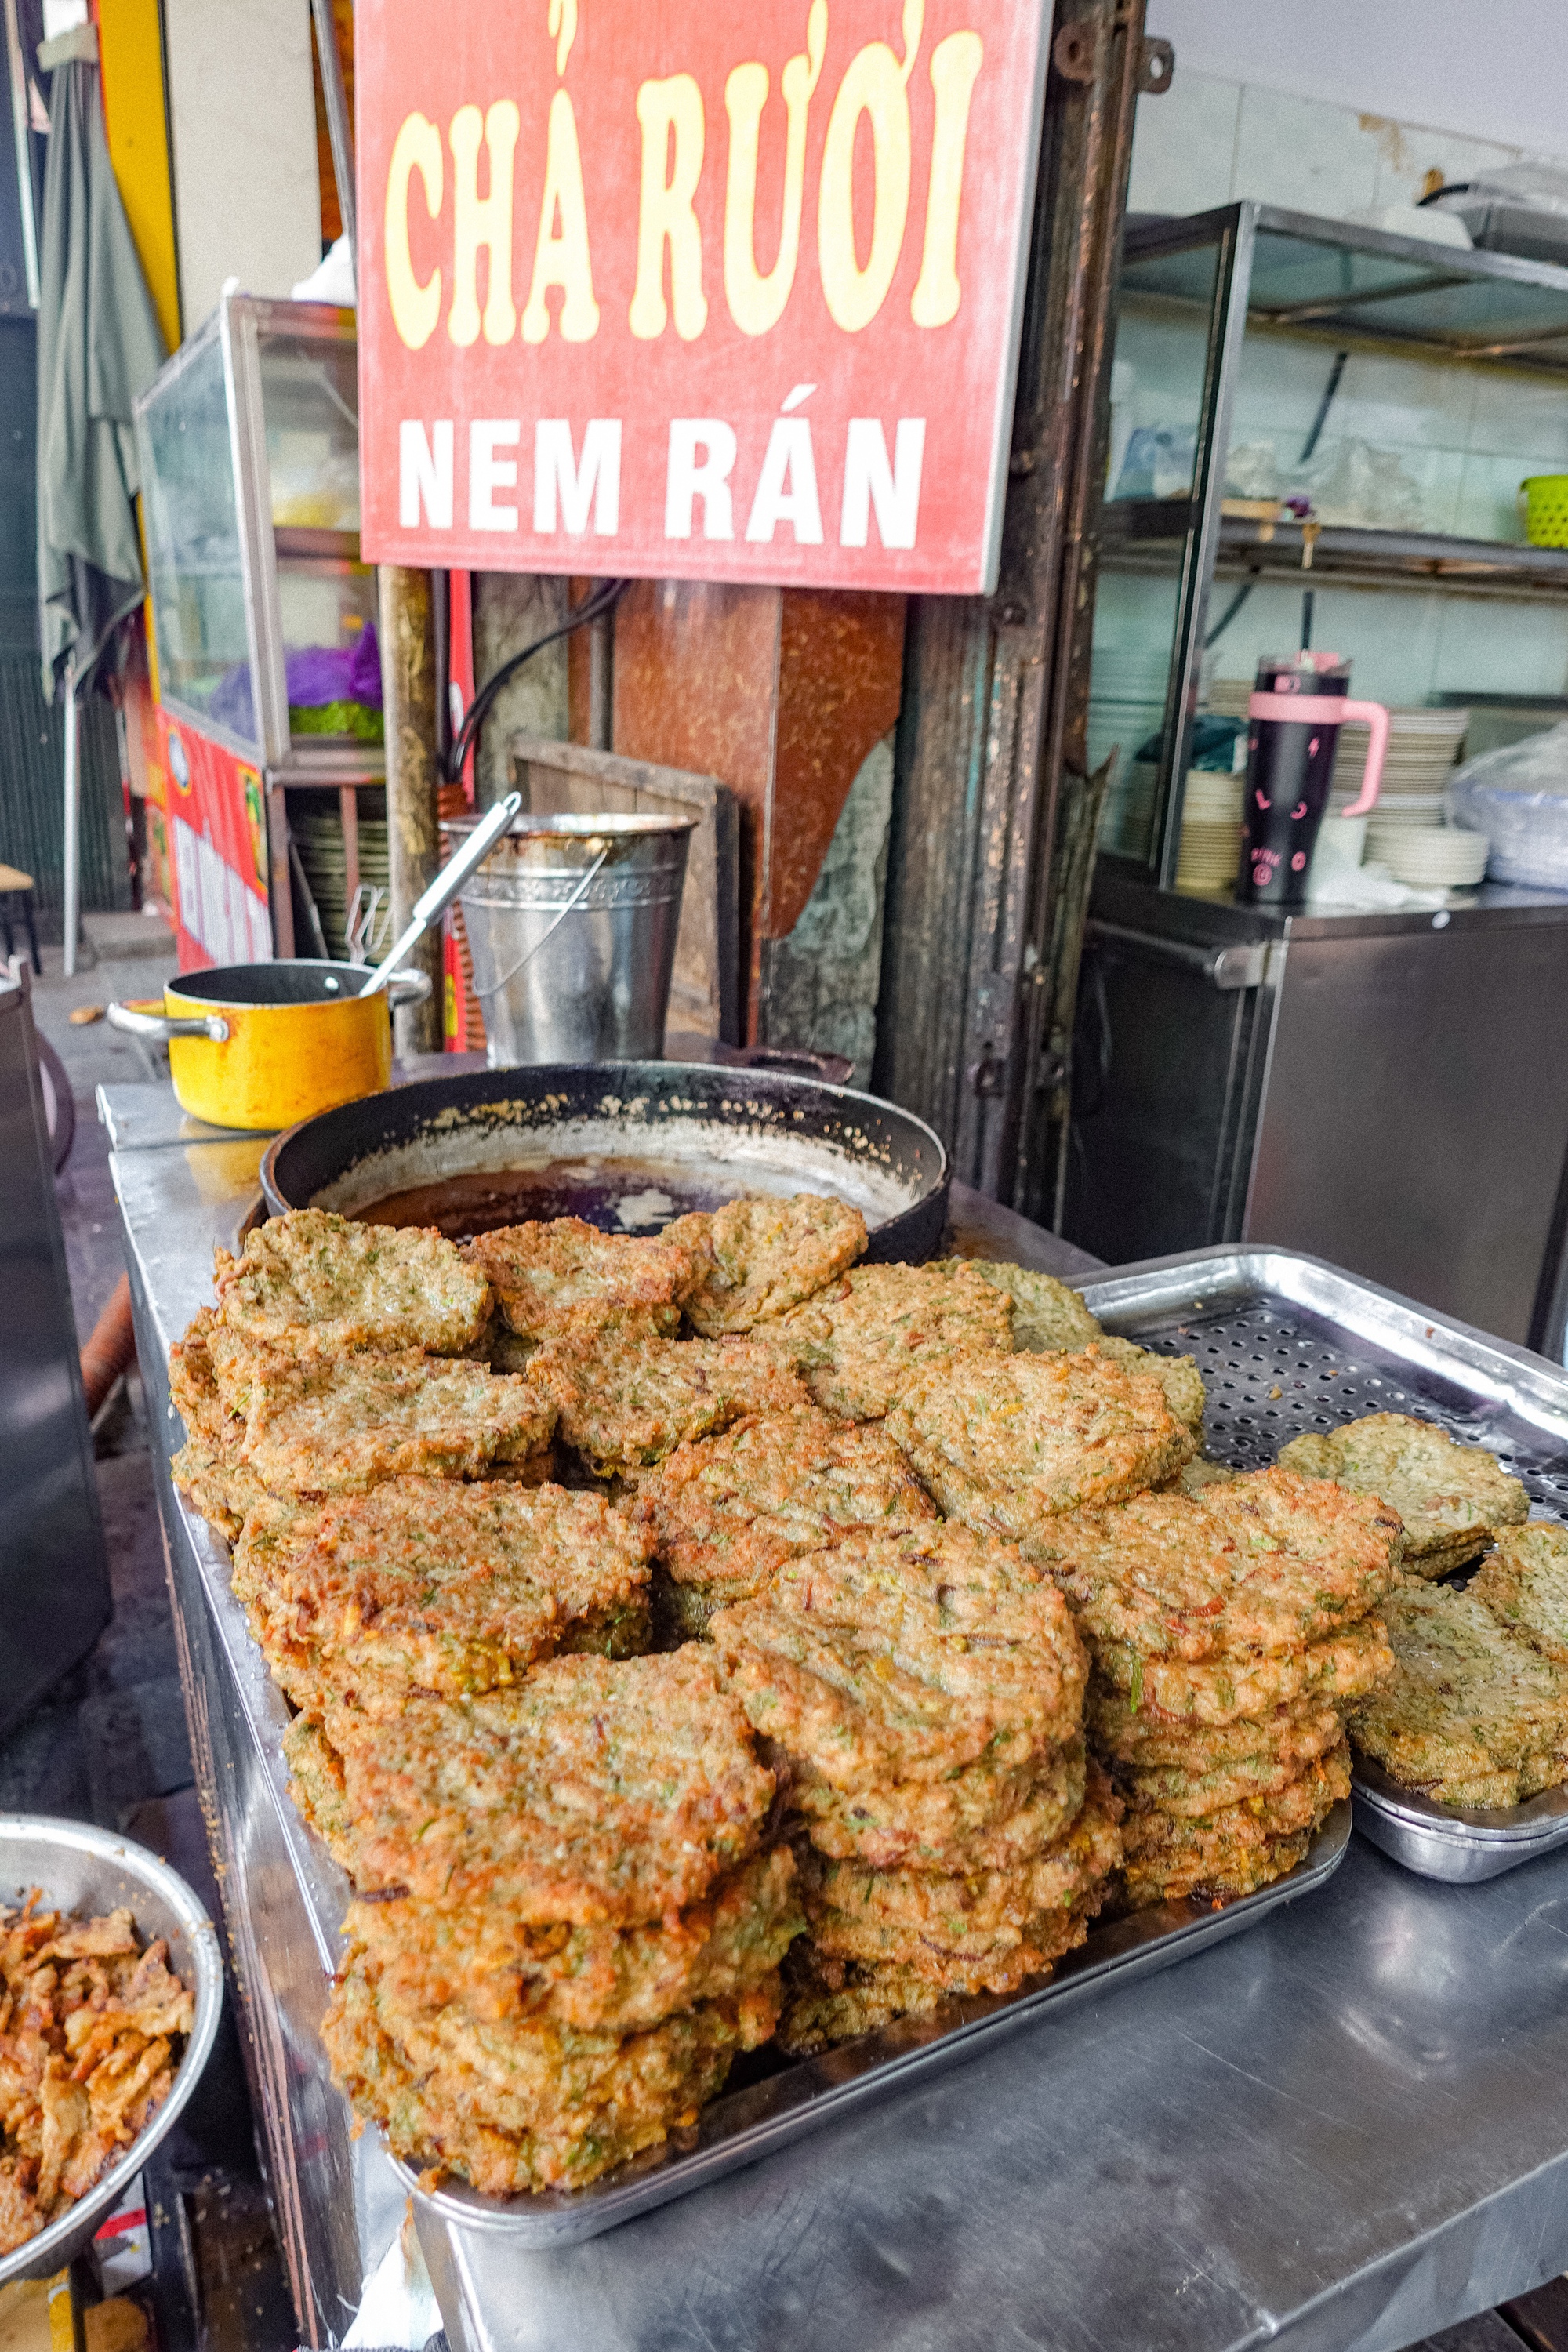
[1092,201,1568,887]
[136,296,384,967]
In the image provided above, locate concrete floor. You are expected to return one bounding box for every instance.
[8,930,295,2352]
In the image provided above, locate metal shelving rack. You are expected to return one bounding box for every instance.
[1101,201,1568,890]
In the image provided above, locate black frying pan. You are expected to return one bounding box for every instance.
[260,1062,949,1262]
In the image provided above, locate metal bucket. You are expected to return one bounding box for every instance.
[443,811,695,1066]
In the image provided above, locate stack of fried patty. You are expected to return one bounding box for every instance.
[1031,1469,1400,1904]
[312,1650,801,2194]
[706,1523,1117,2051]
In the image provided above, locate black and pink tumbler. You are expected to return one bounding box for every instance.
[1236,654,1388,907]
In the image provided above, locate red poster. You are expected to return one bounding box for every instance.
[356,0,1048,594]
[158,713,274,973]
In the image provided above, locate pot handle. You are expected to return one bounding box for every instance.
[107,1001,230,1043]
[384,970,433,1007]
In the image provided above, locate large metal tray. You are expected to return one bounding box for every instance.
[403,1806,1350,2249]
[1082,1244,1568,1887]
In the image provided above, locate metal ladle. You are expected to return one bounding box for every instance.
[358,790,522,995]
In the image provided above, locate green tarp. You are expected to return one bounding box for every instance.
[35,34,165,697]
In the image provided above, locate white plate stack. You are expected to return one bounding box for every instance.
[1176,771,1244,895]
[1376,829,1490,888]
[1331,706,1468,817]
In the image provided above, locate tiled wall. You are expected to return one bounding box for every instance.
[1107,72,1568,706]
[1127,71,1534,226]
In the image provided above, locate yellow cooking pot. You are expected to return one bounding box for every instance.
[107,960,430,1131]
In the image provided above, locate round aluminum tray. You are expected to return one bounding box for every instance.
[1352,1756,1568,1882]
[0,1817,225,2284]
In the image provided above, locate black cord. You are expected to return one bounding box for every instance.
[443,579,627,786]
[1204,579,1255,648]
[1300,350,1347,464]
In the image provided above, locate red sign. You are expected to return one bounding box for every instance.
[356,0,1049,594]
[158,714,274,972]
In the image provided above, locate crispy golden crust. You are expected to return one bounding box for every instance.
[170,1436,274,1541]
[711,1526,1086,1795]
[775,1903,1099,2049]
[1120,1743,1349,1859]
[1118,1828,1314,1909]
[635,1409,938,1619]
[214,1209,492,1354]
[223,1339,555,1498]
[314,1650,776,1922]
[951,1261,1104,1353]
[0,1903,196,2253]
[530,1334,810,1475]
[800,1769,1123,1967]
[664,1193,867,1335]
[1348,1578,1568,1806]
[887,1348,1193,1544]
[1089,1693,1344,1773]
[465,1218,695,1345]
[1163,1456,1241,1498]
[1469,1522,1568,1669]
[1091,1337,1207,1437]
[233,1477,652,1715]
[1277,1413,1529,1575]
[775,1263,1014,1421]
[284,1714,357,1870]
[795,1743,1086,1873]
[339,1848,802,2036]
[1116,1737,1348,1819]
[323,1970,779,2197]
[1029,1469,1399,1664]
[1094,1612,1394,1728]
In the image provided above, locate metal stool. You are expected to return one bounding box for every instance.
[0,864,41,975]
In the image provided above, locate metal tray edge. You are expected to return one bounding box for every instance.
[1076,1245,1568,1446]
[397,1805,1352,2248]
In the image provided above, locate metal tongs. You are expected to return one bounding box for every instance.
[358,791,521,996]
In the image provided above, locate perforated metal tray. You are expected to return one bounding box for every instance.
[1081,1244,1568,1885]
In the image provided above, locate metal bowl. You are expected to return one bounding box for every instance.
[0,1817,225,2285]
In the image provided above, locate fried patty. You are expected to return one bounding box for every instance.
[1029,1469,1399,1664]
[464,1218,695,1345]
[1277,1413,1529,1577]
[954,1262,1206,1432]
[794,1742,1086,1873]
[1163,1456,1241,1498]
[1095,1611,1393,1727]
[1089,1693,1344,1774]
[339,1847,802,2036]
[953,1261,1104,1353]
[1468,1521,1568,1668]
[887,1349,1193,1546]
[710,1526,1086,1795]
[221,1339,556,1497]
[663,1193,867,1335]
[232,1477,652,1715]
[214,1209,492,1354]
[773,1263,1014,1422]
[1119,1740,1348,1852]
[1348,1579,1568,1806]
[323,1969,778,2197]
[1116,1733,1351,1820]
[170,1435,272,1542]
[800,1768,1123,1966]
[312,1650,775,1921]
[1119,1826,1315,1908]
[776,1902,1099,2047]
[530,1334,809,1474]
[636,1408,938,1632]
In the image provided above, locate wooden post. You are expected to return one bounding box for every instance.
[378,565,442,1054]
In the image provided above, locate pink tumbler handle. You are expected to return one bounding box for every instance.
[1246,690,1388,816]
[1337,699,1388,816]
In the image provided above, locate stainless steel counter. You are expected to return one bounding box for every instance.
[107,1083,1568,2352]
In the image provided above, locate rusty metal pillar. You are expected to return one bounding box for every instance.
[876,0,1164,1218]
[378,565,443,1054]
